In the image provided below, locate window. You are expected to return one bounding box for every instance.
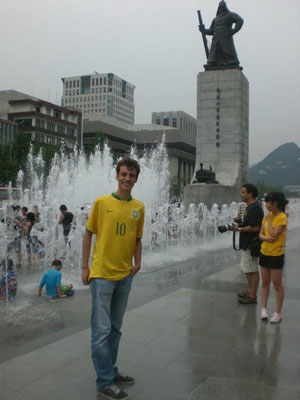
[81,75,91,94]
[163,117,169,126]
[64,113,69,121]
[66,127,74,135]
[57,124,65,134]
[66,81,68,89]
[46,121,55,131]
[47,136,56,144]
[15,118,32,128]
[35,133,44,142]
[172,118,177,128]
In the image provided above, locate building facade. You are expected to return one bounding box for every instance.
[0,118,16,146]
[83,116,196,183]
[152,111,197,136]
[0,90,82,148]
[61,72,135,125]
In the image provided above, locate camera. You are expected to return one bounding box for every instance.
[218,217,243,234]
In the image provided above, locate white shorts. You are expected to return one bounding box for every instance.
[240,249,259,273]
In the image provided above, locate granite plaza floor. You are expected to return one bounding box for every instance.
[0,229,300,400]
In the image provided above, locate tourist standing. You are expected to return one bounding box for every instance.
[232,184,264,304]
[259,192,287,323]
[82,157,144,400]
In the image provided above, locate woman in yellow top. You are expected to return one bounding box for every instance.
[259,192,287,323]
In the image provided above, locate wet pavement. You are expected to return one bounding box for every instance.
[0,229,300,399]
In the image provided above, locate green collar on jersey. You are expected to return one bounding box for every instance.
[111,192,132,202]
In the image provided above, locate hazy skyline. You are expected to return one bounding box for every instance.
[1,0,299,164]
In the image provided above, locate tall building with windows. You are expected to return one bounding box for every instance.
[61,72,135,124]
[152,111,197,136]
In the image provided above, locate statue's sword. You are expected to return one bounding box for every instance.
[197,10,210,59]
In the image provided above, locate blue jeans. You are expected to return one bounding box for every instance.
[90,275,133,391]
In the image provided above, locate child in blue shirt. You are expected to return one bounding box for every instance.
[38,259,74,298]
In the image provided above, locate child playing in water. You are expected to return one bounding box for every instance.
[0,259,17,302]
[38,259,74,299]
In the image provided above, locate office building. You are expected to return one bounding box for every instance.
[152,111,197,136]
[61,72,135,124]
[83,115,196,183]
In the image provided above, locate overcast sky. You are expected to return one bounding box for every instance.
[1,0,299,164]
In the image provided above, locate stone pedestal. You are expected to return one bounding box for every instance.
[184,69,249,208]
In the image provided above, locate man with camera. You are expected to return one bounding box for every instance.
[232,184,264,304]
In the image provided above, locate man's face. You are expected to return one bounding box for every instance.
[241,187,250,203]
[116,165,138,192]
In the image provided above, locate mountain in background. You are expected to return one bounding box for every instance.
[249,142,300,187]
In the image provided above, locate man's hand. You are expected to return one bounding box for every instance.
[131,264,141,276]
[82,268,90,285]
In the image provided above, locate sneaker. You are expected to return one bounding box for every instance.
[237,291,249,298]
[270,312,282,324]
[97,385,128,400]
[114,373,135,386]
[261,308,268,320]
[238,295,257,304]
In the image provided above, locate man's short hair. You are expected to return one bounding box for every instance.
[22,206,28,213]
[51,259,62,268]
[60,204,67,211]
[242,183,258,198]
[116,157,140,178]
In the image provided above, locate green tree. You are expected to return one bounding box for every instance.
[255,181,285,198]
[84,131,107,157]
[169,175,188,201]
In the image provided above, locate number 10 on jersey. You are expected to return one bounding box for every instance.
[116,222,126,236]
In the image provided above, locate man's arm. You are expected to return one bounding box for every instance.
[58,213,64,224]
[82,230,93,285]
[131,238,142,276]
[239,225,260,233]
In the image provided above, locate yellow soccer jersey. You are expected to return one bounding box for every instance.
[86,193,145,281]
[261,212,287,257]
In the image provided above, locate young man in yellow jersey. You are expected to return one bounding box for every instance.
[82,157,144,400]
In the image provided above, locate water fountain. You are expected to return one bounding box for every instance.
[1,140,300,321]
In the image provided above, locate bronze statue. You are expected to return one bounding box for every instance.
[198,1,243,69]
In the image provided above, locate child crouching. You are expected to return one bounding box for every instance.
[38,259,74,299]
